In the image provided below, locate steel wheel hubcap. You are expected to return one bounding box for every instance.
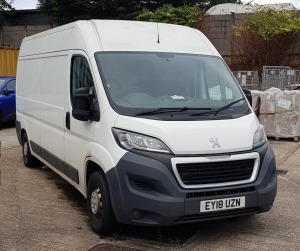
[91,188,102,215]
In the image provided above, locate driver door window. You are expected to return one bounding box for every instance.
[6,80,16,90]
[70,56,94,104]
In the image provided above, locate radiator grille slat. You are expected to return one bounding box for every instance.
[177,159,255,186]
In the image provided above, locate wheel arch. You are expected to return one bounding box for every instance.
[85,161,105,189]
[84,143,119,192]
[21,128,26,142]
[20,127,37,160]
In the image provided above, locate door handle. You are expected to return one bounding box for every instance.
[66,112,70,130]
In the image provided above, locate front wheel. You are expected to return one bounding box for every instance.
[87,171,117,234]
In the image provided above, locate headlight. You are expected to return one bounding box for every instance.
[112,128,172,154]
[253,124,267,148]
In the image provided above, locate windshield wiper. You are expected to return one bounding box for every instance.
[192,98,245,116]
[137,107,211,116]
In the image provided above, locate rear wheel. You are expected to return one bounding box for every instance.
[87,171,117,234]
[22,133,41,167]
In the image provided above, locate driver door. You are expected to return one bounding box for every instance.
[64,52,96,187]
[1,79,16,119]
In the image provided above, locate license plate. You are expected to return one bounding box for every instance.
[200,196,245,212]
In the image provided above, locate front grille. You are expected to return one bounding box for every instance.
[177,159,255,186]
[186,186,255,199]
[130,179,152,191]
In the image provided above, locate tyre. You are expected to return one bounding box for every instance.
[22,133,41,167]
[87,171,117,234]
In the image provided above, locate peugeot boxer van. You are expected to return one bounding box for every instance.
[16,20,277,234]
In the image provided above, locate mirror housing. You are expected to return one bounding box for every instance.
[72,87,92,121]
[7,88,15,94]
[242,88,252,107]
[72,87,100,122]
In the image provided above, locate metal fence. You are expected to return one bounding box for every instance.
[261,66,300,91]
[232,70,259,90]
[0,47,19,76]
[287,70,300,89]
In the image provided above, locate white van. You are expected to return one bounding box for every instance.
[16,20,277,234]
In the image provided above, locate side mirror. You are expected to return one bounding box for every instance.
[72,87,100,122]
[2,88,15,95]
[7,88,15,94]
[242,88,252,106]
[72,87,92,121]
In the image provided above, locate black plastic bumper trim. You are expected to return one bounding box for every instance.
[30,140,79,184]
[106,144,276,226]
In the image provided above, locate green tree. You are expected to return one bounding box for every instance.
[233,8,300,69]
[0,0,13,25]
[136,4,201,26]
[38,0,142,23]
[37,0,242,24]
[133,0,241,10]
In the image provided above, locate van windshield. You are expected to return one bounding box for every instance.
[95,52,250,120]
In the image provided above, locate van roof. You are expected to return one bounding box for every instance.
[20,20,220,57]
[89,20,220,56]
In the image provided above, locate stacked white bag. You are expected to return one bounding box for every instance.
[258,88,300,138]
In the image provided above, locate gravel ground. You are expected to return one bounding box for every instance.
[1,125,300,251]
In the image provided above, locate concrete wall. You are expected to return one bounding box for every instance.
[200,12,300,68]
[1,13,300,69]
[200,13,245,65]
[0,24,55,48]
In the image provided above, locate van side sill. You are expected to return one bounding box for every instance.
[30,141,79,184]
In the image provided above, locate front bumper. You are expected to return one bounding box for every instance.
[106,143,277,226]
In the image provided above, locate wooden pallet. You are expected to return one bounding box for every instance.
[267,136,299,142]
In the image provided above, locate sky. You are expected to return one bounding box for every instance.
[11,0,38,9]
[9,0,300,10]
[247,0,300,8]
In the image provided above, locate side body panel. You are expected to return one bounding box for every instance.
[17,57,42,147]
[16,25,103,196]
[40,52,68,166]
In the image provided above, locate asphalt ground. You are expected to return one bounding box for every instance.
[1,123,300,251]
